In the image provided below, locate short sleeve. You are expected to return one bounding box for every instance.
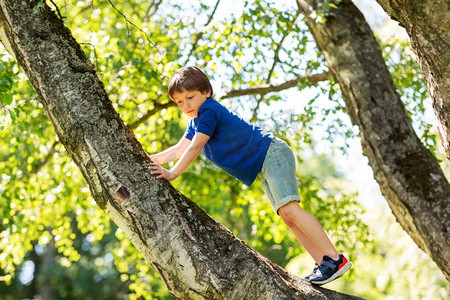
[196,107,218,137]
[183,119,196,141]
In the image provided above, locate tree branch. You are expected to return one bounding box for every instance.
[185,0,221,63]
[222,71,330,99]
[128,101,175,130]
[29,141,58,175]
[49,0,63,21]
[375,0,450,161]
[251,11,301,121]
[142,0,163,25]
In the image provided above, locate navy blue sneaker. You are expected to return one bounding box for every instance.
[308,254,352,285]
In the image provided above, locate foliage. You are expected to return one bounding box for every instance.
[0,0,445,298]
[0,55,19,129]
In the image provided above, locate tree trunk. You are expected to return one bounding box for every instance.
[0,1,361,299]
[295,0,450,281]
[375,0,450,161]
[40,237,56,300]
[29,242,41,299]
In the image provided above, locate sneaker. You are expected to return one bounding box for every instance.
[308,254,352,285]
[303,263,319,281]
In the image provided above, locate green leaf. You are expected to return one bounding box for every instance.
[0,79,12,91]
[3,93,13,105]
[8,108,16,123]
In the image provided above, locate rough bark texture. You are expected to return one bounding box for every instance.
[296,0,450,280]
[0,1,362,299]
[375,0,450,161]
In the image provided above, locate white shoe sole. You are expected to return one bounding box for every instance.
[310,261,352,285]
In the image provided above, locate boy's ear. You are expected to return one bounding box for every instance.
[201,90,211,97]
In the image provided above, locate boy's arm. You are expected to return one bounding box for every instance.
[148,138,191,164]
[149,133,210,180]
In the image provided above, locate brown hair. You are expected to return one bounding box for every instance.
[168,66,213,99]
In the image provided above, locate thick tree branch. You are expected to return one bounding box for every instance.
[296,0,450,281]
[375,0,450,161]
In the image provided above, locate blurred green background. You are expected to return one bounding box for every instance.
[1,0,448,299]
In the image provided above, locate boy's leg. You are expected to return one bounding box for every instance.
[278,201,339,261]
[258,139,350,284]
[279,207,325,264]
[278,201,352,285]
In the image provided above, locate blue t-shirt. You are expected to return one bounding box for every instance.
[183,97,272,186]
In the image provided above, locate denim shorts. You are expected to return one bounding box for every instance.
[258,138,300,214]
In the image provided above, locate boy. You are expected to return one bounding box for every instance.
[148,66,352,285]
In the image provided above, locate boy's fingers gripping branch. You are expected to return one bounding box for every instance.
[149,162,176,181]
[148,162,161,175]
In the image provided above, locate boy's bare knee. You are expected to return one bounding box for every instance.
[279,213,294,227]
[278,201,300,223]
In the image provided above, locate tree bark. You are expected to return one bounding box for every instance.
[0,1,361,299]
[295,0,450,281]
[374,0,450,161]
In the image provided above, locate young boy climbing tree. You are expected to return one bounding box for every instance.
[147,66,352,285]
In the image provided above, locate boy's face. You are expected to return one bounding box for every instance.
[171,90,210,118]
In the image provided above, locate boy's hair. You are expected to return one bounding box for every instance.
[168,66,213,99]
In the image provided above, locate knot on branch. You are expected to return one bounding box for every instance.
[115,186,131,205]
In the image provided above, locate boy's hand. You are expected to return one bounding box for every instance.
[149,162,177,181]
